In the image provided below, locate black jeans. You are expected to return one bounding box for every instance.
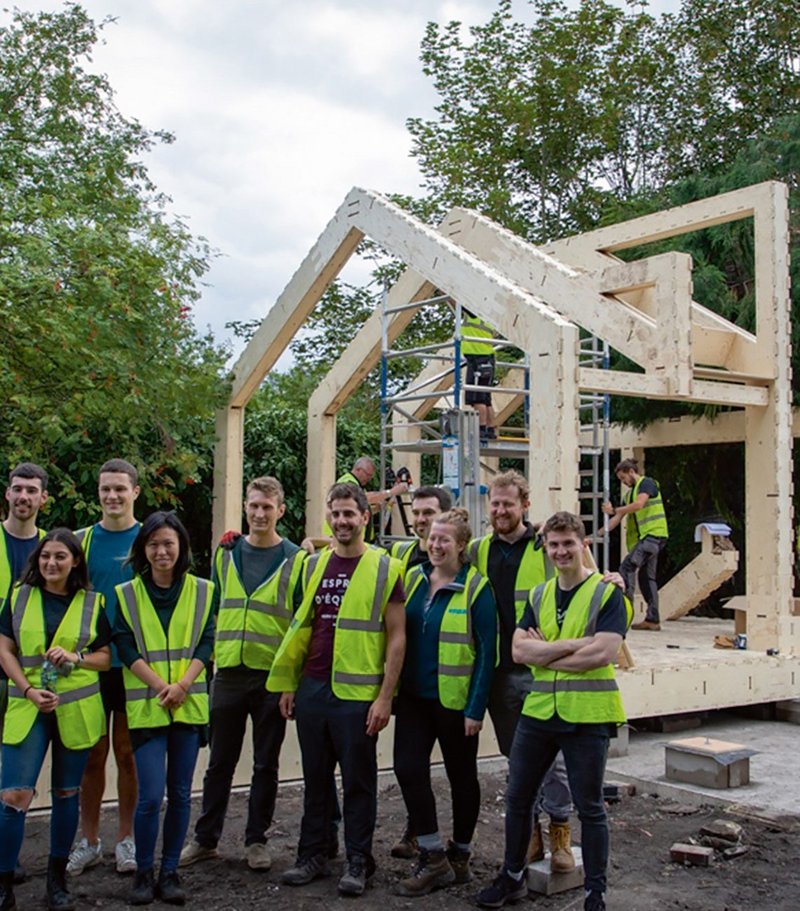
[194,667,286,847]
[487,667,572,819]
[393,691,480,845]
[295,676,377,863]
[504,716,610,894]
[620,536,666,622]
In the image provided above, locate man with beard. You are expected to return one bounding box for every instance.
[269,482,406,897]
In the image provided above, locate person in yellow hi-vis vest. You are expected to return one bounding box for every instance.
[461,307,497,441]
[268,482,406,897]
[180,476,305,873]
[393,509,496,897]
[113,513,215,907]
[0,529,111,911]
[602,458,668,631]
[477,512,629,911]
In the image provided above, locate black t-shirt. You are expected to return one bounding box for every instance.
[518,576,627,735]
[486,523,542,669]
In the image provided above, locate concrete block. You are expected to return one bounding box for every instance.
[527,846,584,896]
[776,699,800,724]
[607,724,629,758]
[665,737,752,789]
[670,843,714,867]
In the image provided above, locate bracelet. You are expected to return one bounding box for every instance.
[23,685,32,698]
[177,681,189,693]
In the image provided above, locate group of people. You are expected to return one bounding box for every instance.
[0,456,656,911]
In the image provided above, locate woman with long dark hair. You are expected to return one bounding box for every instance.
[113,512,214,906]
[0,528,111,911]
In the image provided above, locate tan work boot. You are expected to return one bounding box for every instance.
[549,821,576,874]
[394,849,455,897]
[528,821,545,863]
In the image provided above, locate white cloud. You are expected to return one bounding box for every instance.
[4,0,682,362]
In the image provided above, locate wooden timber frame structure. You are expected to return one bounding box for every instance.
[214,180,800,720]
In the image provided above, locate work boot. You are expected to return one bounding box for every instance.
[394,848,455,897]
[130,868,155,905]
[390,823,418,859]
[631,619,660,631]
[528,821,544,863]
[0,870,16,911]
[338,853,375,896]
[549,821,576,874]
[156,869,186,906]
[445,840,472,884]
[46,856,74,911]
[585,891,606,911]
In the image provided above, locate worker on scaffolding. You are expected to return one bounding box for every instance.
[460,308,497,442]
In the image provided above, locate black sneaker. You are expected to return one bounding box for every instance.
[585,891,606,911]
[281,853,330,886]
[155,869,185,906]
[476,869,528,908]
[338,853,375,896]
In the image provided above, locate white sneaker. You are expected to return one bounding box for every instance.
[67,838,102,876]
[246,842,272,871]
[115,836,137,874]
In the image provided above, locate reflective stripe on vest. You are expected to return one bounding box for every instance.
[624,477,668,551]
[468,534,554,622]
[523,575,625,724]
[267,548,401,701]
[213,545,303,670]
[390,540,417,575]
[404,564,490,710]
[4,585,106,750]
[117,575,212,729]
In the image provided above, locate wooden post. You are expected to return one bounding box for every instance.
[212,406,244,544]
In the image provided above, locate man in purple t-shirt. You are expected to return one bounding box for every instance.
[270,482,406,897]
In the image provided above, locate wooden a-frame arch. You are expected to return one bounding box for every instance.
[214,181,798,718]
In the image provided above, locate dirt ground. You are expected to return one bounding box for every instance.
[16,765,800,910]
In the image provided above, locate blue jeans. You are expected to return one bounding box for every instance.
[133,726,200,873]
[0,713,90,872]
[504,716,610,894]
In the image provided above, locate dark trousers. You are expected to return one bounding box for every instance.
[295,676,377,863]
[620,536,666,622]
[393,691,480,845]
[194,667,286,848]
[504,716,610,894]
[487,667,572,819]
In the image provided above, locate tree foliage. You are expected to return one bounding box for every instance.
[0,4,229,534]
[408,0,800,243]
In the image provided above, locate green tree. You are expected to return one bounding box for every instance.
[408,0,800,242]
[0,4,229,536]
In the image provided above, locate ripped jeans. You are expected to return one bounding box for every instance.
[0,713,90,873]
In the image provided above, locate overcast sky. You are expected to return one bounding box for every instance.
[6,0,679,363]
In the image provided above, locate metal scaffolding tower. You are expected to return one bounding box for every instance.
[377,292,610,556]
